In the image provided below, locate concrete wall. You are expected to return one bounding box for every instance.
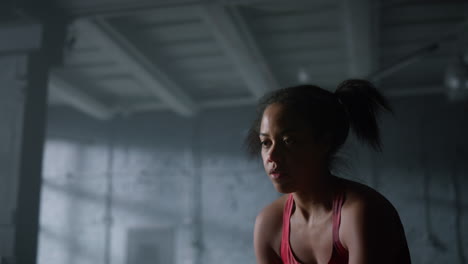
[375,96,468,264]
[38,95,468,264]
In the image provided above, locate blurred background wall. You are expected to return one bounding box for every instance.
[38,96,468,264]
[1,0,468,264]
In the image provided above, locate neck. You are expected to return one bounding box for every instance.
[292,171,338,224]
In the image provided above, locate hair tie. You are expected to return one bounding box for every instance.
[335,93,349,119]
[334,92,344,105]
[337,97,344,105]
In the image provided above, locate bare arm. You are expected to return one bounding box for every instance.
[254,212,283,264]
[254,197,287,264]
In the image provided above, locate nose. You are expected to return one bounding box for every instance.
[267,142,283,164]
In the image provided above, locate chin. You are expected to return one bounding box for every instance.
[273,182,295,194]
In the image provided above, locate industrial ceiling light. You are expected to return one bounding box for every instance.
[445,52,468,101]
[297,67,310,84]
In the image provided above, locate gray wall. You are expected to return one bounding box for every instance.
[38,95,468,264]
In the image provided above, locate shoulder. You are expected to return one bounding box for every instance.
[339,178,401,226]
[255,194,289,241]
[337,177,411,263]
[254,194,289,255]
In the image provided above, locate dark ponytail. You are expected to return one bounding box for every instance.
[335,79,392,151]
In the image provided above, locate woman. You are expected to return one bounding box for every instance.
[246,80,411,264]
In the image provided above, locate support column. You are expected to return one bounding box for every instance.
[0,53,28,264]
[14,17,66,264]
[0,8,67,264]
[0,21,42,264]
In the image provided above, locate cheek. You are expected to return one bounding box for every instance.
[261,153,270,171]
[287,147,322,171]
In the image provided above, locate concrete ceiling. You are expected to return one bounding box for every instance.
[47,0,468,119]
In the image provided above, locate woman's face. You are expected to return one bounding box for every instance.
[259,103,328,193]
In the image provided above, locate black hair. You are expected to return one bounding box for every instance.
[244,79,392,167]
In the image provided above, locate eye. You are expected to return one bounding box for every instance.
[260,139,272,148]
[283,137,295,145]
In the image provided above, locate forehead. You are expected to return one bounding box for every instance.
[260,103,307,134]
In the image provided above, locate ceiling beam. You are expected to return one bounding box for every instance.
[200,97,256,108]
[198,3,279,98]
[76,18,198,117]
[60,0,316,18]
[49,70,115,120]
[123,84,447,115]
[125,102,168,115]
[385,85,444,97]
[342,0,377,78]
[369,19,468,82]
[126,97,256,114]
[370,43,439,82]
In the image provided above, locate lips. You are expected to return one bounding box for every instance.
[269,170,287,180]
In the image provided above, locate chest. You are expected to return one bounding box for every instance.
[289,216,334,264]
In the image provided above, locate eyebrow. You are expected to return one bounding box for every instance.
[259,129,298,137]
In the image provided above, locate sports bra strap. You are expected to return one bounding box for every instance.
[332,191,348,256]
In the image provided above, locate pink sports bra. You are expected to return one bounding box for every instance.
[280,191,349,264]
